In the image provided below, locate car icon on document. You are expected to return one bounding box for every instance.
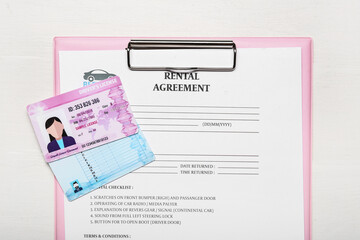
[83,69,116,82]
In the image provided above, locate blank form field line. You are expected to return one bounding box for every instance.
[143,166,178,168]
[134,111,259,115]
[139,123,199,127]
[156,153,259,157]
[131,104,260,109]
[218,173,259,175]
[132,172,178,174]
[156,160,259,163]
[136,117,259,121]
[218,167,259,169]
[142,130,259,134]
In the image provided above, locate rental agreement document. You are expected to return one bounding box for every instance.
[58,47,304,240]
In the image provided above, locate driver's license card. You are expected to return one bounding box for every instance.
[27,77,154,201]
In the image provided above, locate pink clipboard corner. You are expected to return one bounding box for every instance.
[54,179,65,240]
[53,37,312,240]
[302,37,313,240]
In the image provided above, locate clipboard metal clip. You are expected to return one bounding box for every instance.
[126,40,237,72]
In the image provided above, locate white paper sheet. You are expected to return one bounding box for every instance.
[59,47,304,240]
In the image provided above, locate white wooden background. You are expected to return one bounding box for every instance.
[0,0,359,239]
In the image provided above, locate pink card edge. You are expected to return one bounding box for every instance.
[53,37,312,240]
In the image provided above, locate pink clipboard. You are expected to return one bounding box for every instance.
[54,37,312,240]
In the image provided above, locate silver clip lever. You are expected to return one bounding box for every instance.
[126,39,237,72]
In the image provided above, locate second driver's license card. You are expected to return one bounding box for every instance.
[27,76,154,201]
